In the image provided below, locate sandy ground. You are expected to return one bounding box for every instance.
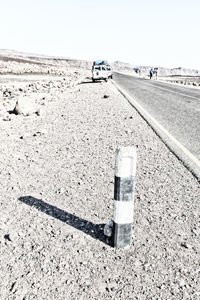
[0,70,200,299]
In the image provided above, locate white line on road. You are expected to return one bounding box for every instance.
[135,80,200,102]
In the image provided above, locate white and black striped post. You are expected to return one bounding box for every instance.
[112,147,137,248]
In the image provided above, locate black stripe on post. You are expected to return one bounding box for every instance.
[114,176,135,202]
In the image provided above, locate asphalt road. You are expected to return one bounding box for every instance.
[114,72,200,162]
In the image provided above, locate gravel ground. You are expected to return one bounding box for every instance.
[0,72,200,300]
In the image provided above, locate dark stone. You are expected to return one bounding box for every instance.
[114,176,135,201]
[4,234,12,241]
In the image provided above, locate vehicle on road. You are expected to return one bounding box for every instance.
[92,60,112,82]
[92,65,109,82]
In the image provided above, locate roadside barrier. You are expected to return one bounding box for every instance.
[105,147,137,248]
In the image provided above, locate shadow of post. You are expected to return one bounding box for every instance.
[18,196,109,245]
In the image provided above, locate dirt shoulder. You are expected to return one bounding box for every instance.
[0,72,199,299]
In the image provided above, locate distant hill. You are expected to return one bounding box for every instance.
[0,49,199,76]
[0,49,93,69]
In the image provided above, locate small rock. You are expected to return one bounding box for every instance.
[10,281,16,291]
[3,115,11,121]
[191,228,198,235]
[181,242,192,249]
[35,109,41,116]
[56,188,66,194]
[104,220,113,237]
[103,95,109,98]
[125,129,132,134]
[13,97,39,116]
[179,278,186,288]
[3,89,12,97]
[4,234,12,241]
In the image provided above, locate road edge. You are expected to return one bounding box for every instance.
[112,80,200,182]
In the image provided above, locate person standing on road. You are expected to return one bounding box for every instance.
[149,68,153,79]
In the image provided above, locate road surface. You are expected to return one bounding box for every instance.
[113,72,200,163]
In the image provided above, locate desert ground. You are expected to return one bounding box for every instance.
[0,54,200,299]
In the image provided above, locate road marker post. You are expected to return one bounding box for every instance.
[112,147,137,248]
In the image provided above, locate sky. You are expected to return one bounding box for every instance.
[0,0,200,69]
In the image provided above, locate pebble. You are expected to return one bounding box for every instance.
[181,242,192,249]
[4,234,12,241]
[179,278,186,287]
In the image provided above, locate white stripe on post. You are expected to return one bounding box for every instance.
[112,147,137,248]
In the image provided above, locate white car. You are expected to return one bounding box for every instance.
[92,65,109,82]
